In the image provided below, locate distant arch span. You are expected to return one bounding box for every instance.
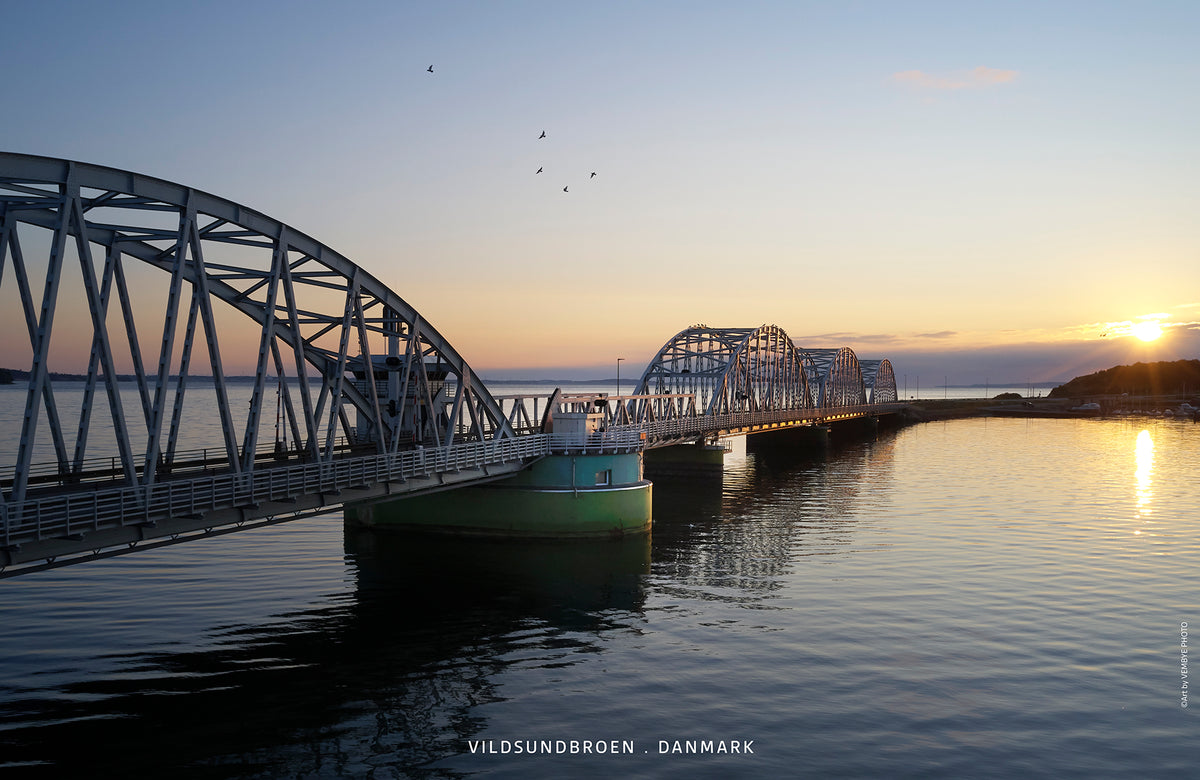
[803,347,866,407]
[633,324,816,415]
[635,326,899,416]
[861,359,898,404]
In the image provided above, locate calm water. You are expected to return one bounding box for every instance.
[1,408,1196,777]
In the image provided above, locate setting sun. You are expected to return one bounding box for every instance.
[1132,321,1164,342]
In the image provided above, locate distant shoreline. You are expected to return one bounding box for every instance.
[902,394,1199,422]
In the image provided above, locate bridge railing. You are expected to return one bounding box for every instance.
[488,391,899,444]
[1,402,901,561]
[615,402,906,444]
[3,435,363,491]
[0,427,651,551]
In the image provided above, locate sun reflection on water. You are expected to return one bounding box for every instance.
[1134,429,1154,520]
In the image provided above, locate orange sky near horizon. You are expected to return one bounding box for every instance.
[1,2,1197,384]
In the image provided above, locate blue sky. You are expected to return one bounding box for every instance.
[2,1,1197,383]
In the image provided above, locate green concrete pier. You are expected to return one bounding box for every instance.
[346,450,652,538]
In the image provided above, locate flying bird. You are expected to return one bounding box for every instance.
[590,172,597,178]
[536,167,543,174]
[427,65,433,73]
[539,131,546,139]
[562,186,568,193]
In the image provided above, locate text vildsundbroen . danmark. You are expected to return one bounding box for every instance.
[466,739,755,755]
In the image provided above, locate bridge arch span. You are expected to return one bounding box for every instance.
[0,152,513,505]
[794,346,867,408]
[860,358,898,404]
[633,324,816,415]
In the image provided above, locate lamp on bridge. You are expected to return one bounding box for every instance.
[617,357,624,398]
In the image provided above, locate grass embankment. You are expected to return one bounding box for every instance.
[900,394,1198,423]
[899,397,1070,422]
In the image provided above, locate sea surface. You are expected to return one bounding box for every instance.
[0,385,1196,778]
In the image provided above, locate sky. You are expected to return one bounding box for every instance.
[2,0,1198,385]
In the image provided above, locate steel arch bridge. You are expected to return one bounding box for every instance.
[633,324,898,418]
[0,152,532,571]
[0,154,905,576]
[0,153,515,495]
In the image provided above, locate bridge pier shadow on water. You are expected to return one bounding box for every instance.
[0,532,651,778]
[345,526,650,623]
[0,426,902,778]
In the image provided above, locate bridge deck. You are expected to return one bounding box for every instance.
[1,404,903,576]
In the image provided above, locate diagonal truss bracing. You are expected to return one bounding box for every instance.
[0,152,515,515]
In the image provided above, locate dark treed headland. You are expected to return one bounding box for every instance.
[1048,359,1200,398]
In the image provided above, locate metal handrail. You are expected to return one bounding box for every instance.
[3,434,362,488]
[0,429,651,548]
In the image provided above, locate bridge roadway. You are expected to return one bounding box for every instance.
[0,401,902,576]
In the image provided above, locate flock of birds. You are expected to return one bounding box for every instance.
[428,65,596,193]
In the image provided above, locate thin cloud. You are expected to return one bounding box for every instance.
[794,332,905,347]
[970,66,1019,84]
[797,331,860,342]
[801,331,961,345]
[890,66,1018,90]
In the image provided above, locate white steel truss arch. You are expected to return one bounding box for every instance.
[802,347,867,408]
[633,324,816,415]
[859,359,898,404]
[0,152,514,510]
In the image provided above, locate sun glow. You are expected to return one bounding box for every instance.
[1132,321,1164,342]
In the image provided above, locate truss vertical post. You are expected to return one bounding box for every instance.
[352,289,385,453]
[279,255,321,458]
[320,272,359,461]
[112,250,153,426]
[165,289,201,466]
[12,177,74,504]
[143,205,191,491]
[270,340,304,454]
[241,231,287,471]
[183,201,240,472]
[71,194,136,486]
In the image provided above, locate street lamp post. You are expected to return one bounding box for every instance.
[616,357,624,397]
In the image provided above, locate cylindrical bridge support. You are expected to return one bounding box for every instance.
[346,451,651,538]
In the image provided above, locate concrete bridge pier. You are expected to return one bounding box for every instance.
[830,415,880,441]
[345,450,651,538]
[644,440,729,473]
[345,411,652,538]
[745,424,832,454]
